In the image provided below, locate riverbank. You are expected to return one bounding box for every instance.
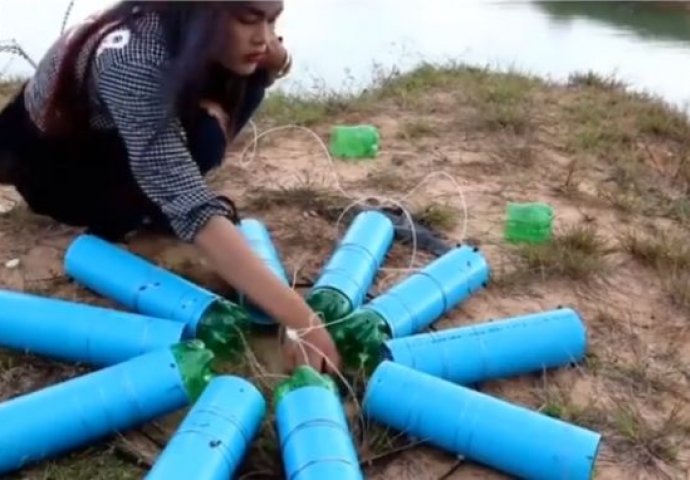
[1,63,689,479]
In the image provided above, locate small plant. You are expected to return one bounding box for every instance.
[516,224,608,281]
[608,402,684,467]
[244,179,350,222]
[396,119,437,140]
[621,228,690,271]
[363,169,413,192]
[415,202,459,231]
[567,71,624,91]
[666,269,690,313]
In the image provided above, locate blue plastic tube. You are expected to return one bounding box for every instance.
[383,307,587,385]
[276,386,364,480]
[238,218,290,325]
[0,289,185,367]
[0,346,200,475]
[363,361,601,480]
[146,375,266,480]
[64,234,217,336]
[366,245,489,338]
[312,210,395,309]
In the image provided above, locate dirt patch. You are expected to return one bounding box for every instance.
[1,65,690,479]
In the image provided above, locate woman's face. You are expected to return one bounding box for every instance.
[218,1,284,75]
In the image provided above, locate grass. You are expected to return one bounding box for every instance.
[243,177,351,221]
[414,202,460,232]
[621,228,690,270]
[536,379,605,428]
[0,78,22,104]
[14,446,143,480]
[621,228,690,312]
[568,71,625,91]
[666,269,690,313]
[534,371,689,471]
[512,223,609,282]
[396,119,438,140]
[607,402,687,467]
[363,168,417,192]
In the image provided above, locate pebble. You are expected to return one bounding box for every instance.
[5,258,20,269]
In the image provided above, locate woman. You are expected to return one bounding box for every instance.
[0,1,341,373]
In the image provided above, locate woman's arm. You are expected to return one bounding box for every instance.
[195,215,313,329]
[194,215,341,372]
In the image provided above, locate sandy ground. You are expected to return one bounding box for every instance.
[1,71,690,479]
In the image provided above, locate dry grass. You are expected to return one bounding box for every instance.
[414,202,460,232]
[243,178,351,222]
[503,223,610,283]
[621,228,690,312]
[0,79,22,105]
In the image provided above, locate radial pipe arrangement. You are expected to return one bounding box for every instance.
[383,307,587,385]
[363,361,601,480]
[238,218,291,326]
[306,210,394,325]
[63,234,251,359]
[0,341,215,476]
[146,375,266,480]
[0,288,185,367]
[274,366,364,480]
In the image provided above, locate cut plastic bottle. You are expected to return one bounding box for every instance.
[329,124,380,160]
[504,202,554,244]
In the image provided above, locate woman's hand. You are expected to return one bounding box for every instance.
[260,34,291,82]
[282,325,341,375]
[194,215,341,372]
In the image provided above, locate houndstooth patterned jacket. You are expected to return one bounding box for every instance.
[23,11,248,241]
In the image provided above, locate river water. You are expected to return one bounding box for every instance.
[2,0,690,111]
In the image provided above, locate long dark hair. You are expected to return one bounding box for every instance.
[44,1,248,136]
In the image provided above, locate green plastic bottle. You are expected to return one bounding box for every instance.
[273,365,338,405]
[504,202,554,244]
[306,289,391,373]
[195,298,252,362]
[330,308,391,374]
[329,125,380,159]
[305,287,354,329]
[171,340,216,402]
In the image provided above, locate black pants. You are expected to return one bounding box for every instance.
[0,86,259,241]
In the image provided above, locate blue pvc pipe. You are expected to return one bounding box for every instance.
[0,289,185,367]
[276,386,363,480]
[146,375,266,480]
[0,347,192,475]
[239,218,290,325]
[383,307,587,385]
[363,361,601,480]
[312,210,394,308]
[366,245,489,337]
[64,234,217,336]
